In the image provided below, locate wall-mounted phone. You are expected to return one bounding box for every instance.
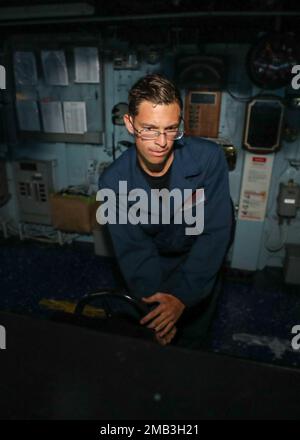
[184,90,221,138]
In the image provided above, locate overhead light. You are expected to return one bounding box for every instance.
[0,3,95,20]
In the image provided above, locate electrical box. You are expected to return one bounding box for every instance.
[113,52,140,70]
[14,159,54,225]
[277,181,300,219]
[284,244,300,285]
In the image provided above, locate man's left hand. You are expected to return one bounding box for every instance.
[140,293,185,338]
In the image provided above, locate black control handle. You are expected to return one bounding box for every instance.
[74,289,149,320]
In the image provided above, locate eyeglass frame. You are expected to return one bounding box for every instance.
[129,117,185,141]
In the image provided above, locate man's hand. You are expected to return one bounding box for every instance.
[155,326,177,346]
[140,292,185,341]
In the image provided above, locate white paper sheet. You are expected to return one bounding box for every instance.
[74,47,100,83]
[14,52,38,86]
[41,50,69,86]
[40,101,65,133]
[63,101,87,134]
[238,153,274,221]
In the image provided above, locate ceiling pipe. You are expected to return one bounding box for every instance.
[0,10,300,27]
[0,3,94,20]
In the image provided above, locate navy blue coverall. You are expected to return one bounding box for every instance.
[98,136,233,348]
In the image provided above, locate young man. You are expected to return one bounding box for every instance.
[98,73,233,348]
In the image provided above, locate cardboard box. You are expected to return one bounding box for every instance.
[50,193,99,234]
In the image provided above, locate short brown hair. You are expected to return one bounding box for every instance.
[128,73,183,116]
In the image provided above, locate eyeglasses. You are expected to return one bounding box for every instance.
[131,122,184,141]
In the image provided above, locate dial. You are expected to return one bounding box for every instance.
[247,33,299,90]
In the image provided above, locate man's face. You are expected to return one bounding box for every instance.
[124,100,181,171]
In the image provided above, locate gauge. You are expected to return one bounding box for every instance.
[247,33,299,90]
